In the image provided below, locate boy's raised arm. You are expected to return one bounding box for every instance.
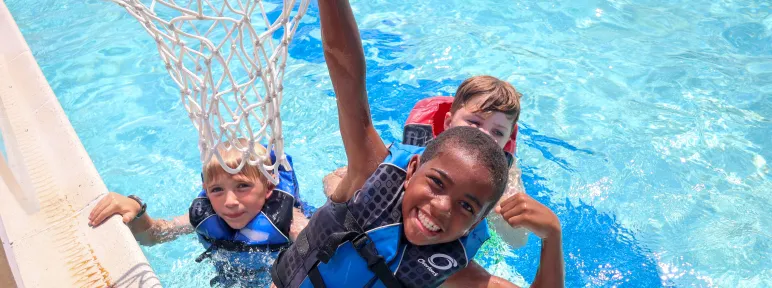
[497,193,565,288]
[319,0,388,202]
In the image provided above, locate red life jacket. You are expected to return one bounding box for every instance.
[403,96,518,155]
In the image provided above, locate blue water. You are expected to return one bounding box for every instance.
[6,0,772,287]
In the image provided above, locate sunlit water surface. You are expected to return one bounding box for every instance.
[6,0,771,286]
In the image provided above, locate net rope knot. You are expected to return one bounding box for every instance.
[108,0,310,184]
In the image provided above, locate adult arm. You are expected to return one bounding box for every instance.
[88,192,193,246]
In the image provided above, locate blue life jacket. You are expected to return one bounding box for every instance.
[271,143,491,288]
[189,151,301,286]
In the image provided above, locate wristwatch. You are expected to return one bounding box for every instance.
[127,195,147,221]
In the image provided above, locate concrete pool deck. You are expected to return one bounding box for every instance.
[0,1,160,287]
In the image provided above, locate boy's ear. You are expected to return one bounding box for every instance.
[443,111,452,131]
[264,181,275,199]
[404,155,421,188]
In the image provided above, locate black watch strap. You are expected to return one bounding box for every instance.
[127,195,147,220]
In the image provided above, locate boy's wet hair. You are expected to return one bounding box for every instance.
[202,138,271,186]
[420,126,509,214]
[451,75,523,124]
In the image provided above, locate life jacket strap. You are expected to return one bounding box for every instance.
[318,207,365,263]
[351,234,404,288]
[273,203,406,288]
[209,274,228,287]
[308,267,327,288]
[195,245,216,263]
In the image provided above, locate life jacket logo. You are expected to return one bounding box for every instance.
[403,125,432,147]
[417,253,457,276]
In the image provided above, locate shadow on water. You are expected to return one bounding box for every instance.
[266,2,663,286]
[518,122,598,172]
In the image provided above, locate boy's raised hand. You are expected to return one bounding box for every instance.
[88,192,141,227]
[495,193,561,240]
[319,0,388,202]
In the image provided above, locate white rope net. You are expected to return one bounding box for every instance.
[110,0,310,184]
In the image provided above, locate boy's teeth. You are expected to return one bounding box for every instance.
[418,210,441,232]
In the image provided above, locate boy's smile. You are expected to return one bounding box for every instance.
[402,149,497,245]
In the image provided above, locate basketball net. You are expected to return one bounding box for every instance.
[109,0,310,184]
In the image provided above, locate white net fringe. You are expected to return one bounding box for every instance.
[110,0,310,184]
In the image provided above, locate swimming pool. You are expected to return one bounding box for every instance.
[6,0,771,286]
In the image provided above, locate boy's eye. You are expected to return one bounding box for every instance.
[209,187,223,194]
[428,176,444,189]
[237,183,252,189]
[493,130,505,137]
[459,201,475,214]
[466,120,480,126]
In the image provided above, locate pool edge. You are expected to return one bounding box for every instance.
[0,1,161,287]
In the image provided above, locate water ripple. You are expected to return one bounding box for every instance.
[6,0,772,286]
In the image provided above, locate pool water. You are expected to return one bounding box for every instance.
[6,0,772,287]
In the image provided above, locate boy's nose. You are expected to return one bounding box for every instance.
[224,191,239,208]
[431,195,452,221]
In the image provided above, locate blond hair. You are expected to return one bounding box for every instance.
[202,139,271,185]
[450,75,523,124]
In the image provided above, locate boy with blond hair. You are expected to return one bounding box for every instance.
[89,139,308,286]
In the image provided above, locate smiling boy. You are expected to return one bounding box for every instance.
[269,0,565,287]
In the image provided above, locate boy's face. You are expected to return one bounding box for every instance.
[444,97,515,148]
[401,149,497,245]
[205,172,273,229]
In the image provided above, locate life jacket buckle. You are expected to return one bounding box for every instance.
[195,244,216,263]
[317,249,332,263]
[351,234,385,269]
[351,234,371,250]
